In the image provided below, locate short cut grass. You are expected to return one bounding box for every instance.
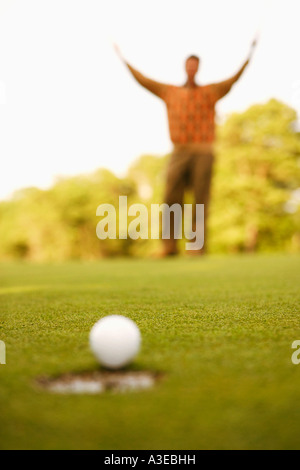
[0,254,300,450]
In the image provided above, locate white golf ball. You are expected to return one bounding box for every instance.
[89,315,141,370]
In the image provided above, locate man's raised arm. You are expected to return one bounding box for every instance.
[211,39,257,100]
[114,43,168,99]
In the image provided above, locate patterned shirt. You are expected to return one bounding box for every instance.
[164,85,218,144]
[126,61,248,145]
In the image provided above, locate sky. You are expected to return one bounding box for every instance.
[0,0,300,200]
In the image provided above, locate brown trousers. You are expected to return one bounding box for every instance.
[164,144,214,255]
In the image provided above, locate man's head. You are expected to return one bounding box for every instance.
[185,55,200,81]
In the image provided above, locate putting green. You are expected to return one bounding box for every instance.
[0,255,300,449]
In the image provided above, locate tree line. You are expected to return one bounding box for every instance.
[0,99,299,260]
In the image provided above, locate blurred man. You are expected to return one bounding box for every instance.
[115,40,256,256]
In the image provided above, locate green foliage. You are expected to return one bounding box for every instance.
[0,99,299,260]
[0,170,138,260]
[210,99,300,253]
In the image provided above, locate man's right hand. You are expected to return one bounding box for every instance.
[113,43,123,61]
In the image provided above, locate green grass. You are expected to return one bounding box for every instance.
[0,254,300,450]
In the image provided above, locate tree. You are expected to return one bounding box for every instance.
[210,99,300,252]
[0,99,299,260]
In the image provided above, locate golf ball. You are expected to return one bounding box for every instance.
[89,315,141,370]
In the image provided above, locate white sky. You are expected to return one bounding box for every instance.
[0,0,300,199]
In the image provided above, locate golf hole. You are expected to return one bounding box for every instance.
[36,370,161,395]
